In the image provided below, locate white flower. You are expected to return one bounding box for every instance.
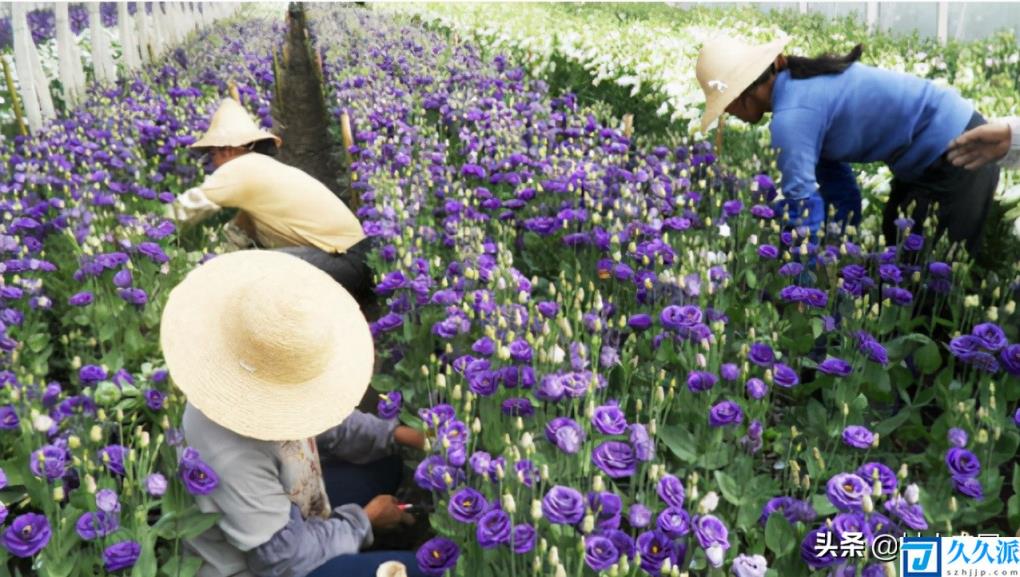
[905,483,920,504]
[707,79,728,93]
[32,414,55,433]
[376,562,408,577]
[699,491,719,513]
[706,545,725,568]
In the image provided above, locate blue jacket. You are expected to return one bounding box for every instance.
[769,63,973,231]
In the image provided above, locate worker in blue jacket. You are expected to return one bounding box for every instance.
[696,36,999,254]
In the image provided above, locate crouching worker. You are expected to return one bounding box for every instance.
[161,250,426,577]
[170,98,375,308]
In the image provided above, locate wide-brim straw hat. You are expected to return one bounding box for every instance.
[697,35,790,133]
[190,98,282,149]
[160,250,373,441]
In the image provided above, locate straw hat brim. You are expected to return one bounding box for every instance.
[189,130,282,150]
[699,37,790,133]
[160,250,374,442]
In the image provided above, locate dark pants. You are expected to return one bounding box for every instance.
[883,112,1000,255]
[274,237,376,307]
[306,456,425,577]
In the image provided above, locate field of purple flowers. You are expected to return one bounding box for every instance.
[0,4,1018,577]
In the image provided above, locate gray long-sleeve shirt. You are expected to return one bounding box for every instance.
[181,403,399,577]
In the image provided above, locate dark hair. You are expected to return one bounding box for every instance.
[786,44,864,79]
[249,138,279,157]
[741,43,864,97]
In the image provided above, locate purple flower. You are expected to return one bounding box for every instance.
[1014,407,1020,427]
[660,304,702,331]
[68,291,94,306]
[96,489,119,513]
[779,262,804,277]
[30,444,69,481]
[0,405,19,430]
[628,314,652,331]
[629,423,654,461]
[592,441,636,478]
[1001,345,1020,376]
[79,364,108,384]
[511,524,535,554]
[800,528,840,569]
[113,269,133,288]
[884,496,928,530]
[179,450,219,495]
[657,507,691,538]
[448,487,486,523]
[501,397,534,417]
[947,427,968,448]
[476,509,511,548]
[657,474,686,509]
[509,339,532,363]
[731,554,769,577]
[878,264,903,284]
[587,492,623,531]
[545,417,585,454]
[686,370,717,393]
[857,462,897,496]
[537,301,559,318]
[117,288,148,305]
[818,357,853,377]
[758,244,779,259]
[842,425,875,449]
[759,497,816,526]
[903,233,924,251]
[416,538,461,577]
[99,445,127,476]
[857,333,889,365]
[471,337,495,357]
[542,485,585,525]
[145,389,165,411]
[146,473,167,497]
[945,448,980,478]
[719,363,740,381]
[693,514,730,550]
[708,400,743,427]
[592,402,627,435]
[749,343,774,367]
[629,504,652,528]
[826,473,871,511]
[772,363,799,388]
[536,374,565,402]
[636,530,680,574]
[3,513,51,557]
[103,540,141,572]
[137,242,169,264]
[953,475,984,500]
[883,286,913,306]
[972,323,1007,352]
[378,391,402,419]
[584,535,620,571]
[745,378,768,400]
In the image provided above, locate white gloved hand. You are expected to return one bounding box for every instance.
[376,561,408,577]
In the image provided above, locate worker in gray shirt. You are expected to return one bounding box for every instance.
[161,250,427,577]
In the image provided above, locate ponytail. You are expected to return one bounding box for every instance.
[786,44,864,79]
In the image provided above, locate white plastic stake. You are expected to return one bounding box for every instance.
[11,3,43,132]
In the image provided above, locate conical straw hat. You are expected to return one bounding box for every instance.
[697,35,790,133]
[160,250,373,441]
[191,98,282,149]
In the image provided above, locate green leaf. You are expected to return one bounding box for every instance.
[159,555,204,577]
[39,550,78,577]
[764,512,795,556]
[915,341,942,374]
[131,537,158,577]
[1012,463,1020,495]
[371,373,400,393]
[1009,495,1020,533]
[658,426,698,463]
[874,410,911,436]
[175,512,221,541]
[714,470,742,506]
[26,332,48,353]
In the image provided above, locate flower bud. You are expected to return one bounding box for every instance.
[581,514,595,534]
[977,429,989,444]
[949,496,958,512]
[53,486,65,502]
[84,474,97,494]
[554,564,566,577]
[140,431,150,448]
[90,425,103,443]
[592,475,605,493]
[548,546,560,566]
[899,463,909,480]
[862,493,874,513]
[905,483,920,504]
[32,414,54,433]
[503,493,517,513]
[532,499,543,521]
[699,491,719,514]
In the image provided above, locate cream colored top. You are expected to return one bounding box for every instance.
[172,153,365,253]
